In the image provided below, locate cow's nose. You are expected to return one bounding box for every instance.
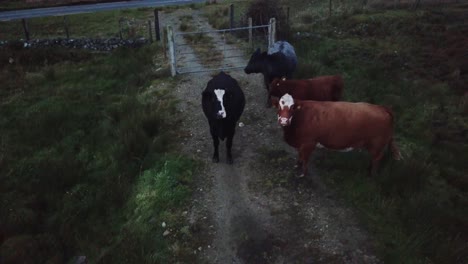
[279,117,289,126]
[217,111,226,119]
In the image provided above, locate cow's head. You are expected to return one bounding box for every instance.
[269,77,288,95]
[274,93,295,127]
[202,88,228,120]
[244,48,264,74]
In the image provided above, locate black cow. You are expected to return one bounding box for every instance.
[244,40,297,107]
[202,71,245,164]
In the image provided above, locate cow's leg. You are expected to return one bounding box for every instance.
[226,134,234,164]
[368,147,385,177]
[295,152,303,168]
[210,129,219,163]
[263,75,272,108]
[299,144,315,178]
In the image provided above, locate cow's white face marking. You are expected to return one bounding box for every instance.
[214,89,226,118]
[316,143,354,152]
[277,93,294,126]
[279,93,294,110]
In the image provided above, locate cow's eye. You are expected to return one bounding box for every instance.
[280,100,284,105]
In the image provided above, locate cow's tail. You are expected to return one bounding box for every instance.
[383,106,403,160]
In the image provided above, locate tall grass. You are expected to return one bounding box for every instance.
[0,44,196,263]
[291,6,467,264]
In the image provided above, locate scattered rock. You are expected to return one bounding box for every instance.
[163,230,170,237]
[0,37,149,51]
[162,222,166,228]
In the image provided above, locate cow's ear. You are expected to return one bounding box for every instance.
[271,96,280,109]
[254,48,260,54]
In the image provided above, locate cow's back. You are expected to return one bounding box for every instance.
[271,75,344,101]
[268,41,298,68]
[286,101,393,149]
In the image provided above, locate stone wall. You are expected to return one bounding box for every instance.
[0,37,150,51]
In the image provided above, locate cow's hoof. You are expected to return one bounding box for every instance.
[227,157,233,164]
[212,156,219,163]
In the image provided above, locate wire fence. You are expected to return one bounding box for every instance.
[0,10,160,43]
[172,23,271,74]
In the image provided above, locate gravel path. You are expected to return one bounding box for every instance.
[162,8,381,264]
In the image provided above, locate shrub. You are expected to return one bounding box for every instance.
[244,0,290,40]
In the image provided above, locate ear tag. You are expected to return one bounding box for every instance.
[297,105,301,110]
[277,83,280,86]
[281,77,286,81]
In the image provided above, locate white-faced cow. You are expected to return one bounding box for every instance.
[202,71,245,164]
[244,41,297,107]
[273,93,401,177]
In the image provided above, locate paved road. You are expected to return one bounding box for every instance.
[0,0,204,21]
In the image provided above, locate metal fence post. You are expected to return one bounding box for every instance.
[248,17,253,49]
[286,6,290,40]
[154,9,161,41]
[167,26,176,76]
[268,18,276,49]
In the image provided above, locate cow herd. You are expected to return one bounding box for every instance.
[201,40,401,178]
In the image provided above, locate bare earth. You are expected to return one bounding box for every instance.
[162,8,381,264]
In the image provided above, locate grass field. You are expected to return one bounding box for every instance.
[1,0,466,263]
[0,8,155,40]
[286,1,468,263]
[0,40,198,263]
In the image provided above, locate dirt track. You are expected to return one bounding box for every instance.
[163,8,381,264]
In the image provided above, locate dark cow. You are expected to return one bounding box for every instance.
[269,75,344,102]
[244,40,297,107]
[273,93,401,177]
[202,71,245,164]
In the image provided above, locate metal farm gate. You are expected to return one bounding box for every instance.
[167,18,276,76]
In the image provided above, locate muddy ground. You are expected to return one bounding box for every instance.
[162,8,381,264]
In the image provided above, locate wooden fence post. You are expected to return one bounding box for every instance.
[229,4,234,33]
[268,18,276,49]
[248,17,253,49]
[63,16,70,39]
[22,19,30,41]
[118,18,123,39]
[148,20,153,43]
[167,26,176,76]
[154,9,161,41]
[329,0,332,17]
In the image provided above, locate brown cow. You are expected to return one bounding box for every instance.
[269,75,344,101]
[273,93,401,177]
